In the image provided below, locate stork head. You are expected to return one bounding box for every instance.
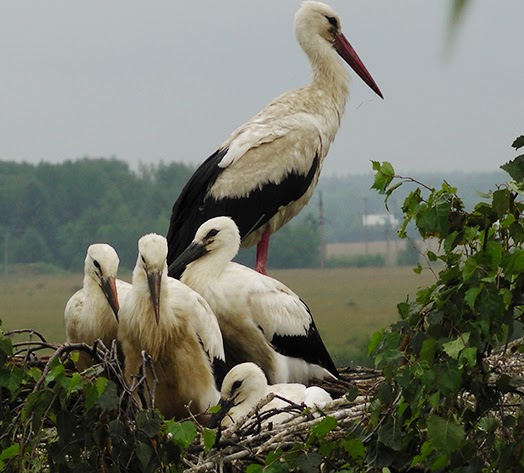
[168,217,240,278]
[294,1,383,99]
[85,243,121,321]
[136,233,168,325]
[209,362,268,428]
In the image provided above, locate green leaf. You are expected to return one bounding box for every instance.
[246,465,264,473]
[0,443,20,462]
[459,347,477,368]
[371,161,395,194]
[203,428,216,454]
[492,188,510,219]
[136,410,162,438]
[419,338,436,363]
[512,135,524,150]
[342,438,365,461]
[501,154,524,182]
[45,359,65,384]
[85,376,109,410]
[502,249,524,276]
[0,336,13,365]
[135,441,153,470]
[296,453,322,473]
[378,417,402,450]
[368,330,384,355]
[166,420,197,450]
[427,415,465,455]
[442,333,469,360]
[464,287,482,311]
[208,404,221,414]
[427,251,438,262]
[307,416,337,447]
[344,384,359,402]
[61,372,84,395]
[462,257,478,282]
[97,380,119,411]
[0,366,26,392]
[438,363,462,394]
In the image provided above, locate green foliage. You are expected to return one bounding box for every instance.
[0,158,195,270]
[364,138,524,470]
[0,324,212,472]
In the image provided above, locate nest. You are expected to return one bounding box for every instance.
[4,329,524,472]
[182,366,381,472]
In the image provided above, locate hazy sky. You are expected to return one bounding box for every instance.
[1,1,523,176]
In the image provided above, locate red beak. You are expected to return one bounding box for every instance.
[334,32,383,99]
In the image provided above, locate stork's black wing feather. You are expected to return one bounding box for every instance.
[166,148,227,269]
[166,149,320,276]
[271,302,339,379]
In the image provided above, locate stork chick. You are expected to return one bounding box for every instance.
[64,243,131,371]
[118,233,225,420]
[210,362,332,429]
[169,216,339,385]
[167,1,382,276]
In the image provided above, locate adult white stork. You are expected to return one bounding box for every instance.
[64,243,131,371]
[168,216,339,385]
[117,233,226,420]
[210,362,332,429]
[166,0,382,276]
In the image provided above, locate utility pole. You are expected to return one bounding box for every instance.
[363,198,369,255]
[318,191,326,268]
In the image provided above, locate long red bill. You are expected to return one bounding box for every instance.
[334,33,383,99]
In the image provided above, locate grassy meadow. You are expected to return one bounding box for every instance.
[0,266,435,367]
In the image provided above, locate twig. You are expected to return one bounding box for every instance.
[5,328,49,343]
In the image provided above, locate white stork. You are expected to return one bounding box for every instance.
[117,233,226,420]
[168,216,339,385]
[210,362,332,429]
[64,243,131,371]
[166,1,382,275]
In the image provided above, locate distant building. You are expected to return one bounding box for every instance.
[362,214,399,227]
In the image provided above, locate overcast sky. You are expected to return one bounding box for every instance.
[1,1,523,176]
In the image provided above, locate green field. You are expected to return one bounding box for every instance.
[0,266,434,366]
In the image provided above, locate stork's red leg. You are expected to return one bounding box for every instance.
[255,228,270,275]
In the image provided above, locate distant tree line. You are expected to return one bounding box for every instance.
[0,157,505,271]
[0,158,321,271]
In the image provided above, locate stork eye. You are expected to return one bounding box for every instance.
[205,229,219,240]
[93,260,101,270]
[326,16,338,29]
[231,380,242,391]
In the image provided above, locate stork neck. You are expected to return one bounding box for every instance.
[308,44,350,111]
[184,253,227,287]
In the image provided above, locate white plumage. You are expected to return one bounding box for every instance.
[211,362,332,428]
[64,243,131,371]
[168,216,339,385]
[167,0,382,275]
[117,233,225,420]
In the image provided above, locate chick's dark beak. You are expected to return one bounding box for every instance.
[147,271,162,324]
[168,241,208,279]
[101,276,120,322]
[208,396,235,429]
